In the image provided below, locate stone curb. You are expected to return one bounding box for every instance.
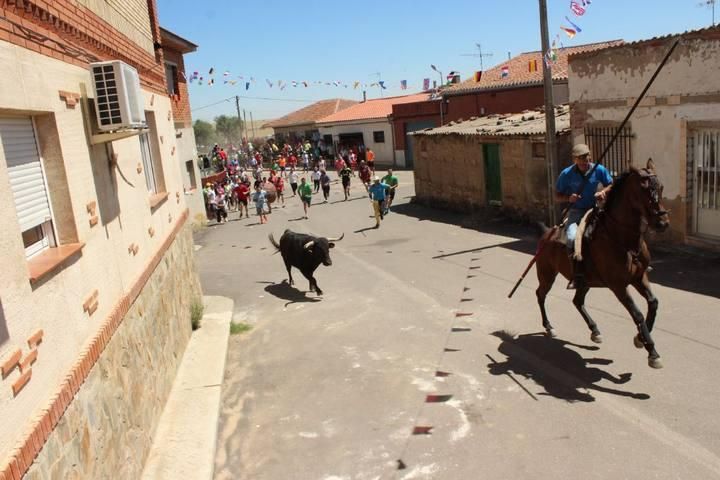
[141,295,233,480]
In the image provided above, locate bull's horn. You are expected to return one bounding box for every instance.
[304,240,315,250]
[326,233,344,242]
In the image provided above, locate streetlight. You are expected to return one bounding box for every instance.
[430,65,444,125]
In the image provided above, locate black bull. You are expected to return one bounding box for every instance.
[269,229,344,295]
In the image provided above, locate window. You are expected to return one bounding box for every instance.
[373,131,385,143]
[140,131,158,193]
[185,159,197,190]
[0,116,56,258]
[584,124,634,177]
[165,62,178,96]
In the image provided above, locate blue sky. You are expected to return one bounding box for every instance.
[156,0,715,122]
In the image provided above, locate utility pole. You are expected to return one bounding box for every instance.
[235,95,244,143]
[461,43,494,71]
[242,110,248,142]
[699,0,716,26]
[539,0,558,225]
[250,111,256,138]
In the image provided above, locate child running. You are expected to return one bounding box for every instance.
[251,185,268,224]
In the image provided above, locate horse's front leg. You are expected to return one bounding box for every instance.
[631,273,659,348]
[611,286,662,369]
[572,286,603,344]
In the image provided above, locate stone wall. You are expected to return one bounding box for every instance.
[22,224,202,480]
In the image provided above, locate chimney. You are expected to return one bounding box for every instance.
[362,90,367,102]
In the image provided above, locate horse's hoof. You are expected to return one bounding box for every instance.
[591,332,603,344]
[545,328,557,338]
[633,335,644,349]
[648,357,664,369]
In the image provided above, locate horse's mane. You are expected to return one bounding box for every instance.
[603,166,638,211]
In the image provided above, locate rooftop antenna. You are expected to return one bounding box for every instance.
[460,43,494,70]
[698,0,716,26]
[371,72,383,97]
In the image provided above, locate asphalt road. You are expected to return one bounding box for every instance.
[194,171,720,480]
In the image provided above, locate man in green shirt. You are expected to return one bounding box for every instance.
[298,177,313,219]
[381,169,399,212]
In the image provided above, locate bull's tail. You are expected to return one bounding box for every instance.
[268,233,281,251]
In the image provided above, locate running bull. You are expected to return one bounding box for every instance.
[269,229,344,295]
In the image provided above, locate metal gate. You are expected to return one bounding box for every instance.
[584,125,634,177]
[689,129,720,238]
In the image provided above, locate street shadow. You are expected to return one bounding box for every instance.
[487,330,650,402]
[288,217,306,222]
[330,197,366,204]
[647,247,720,298]
[0,299,8,347]
[354,226,378,234]
[245,222,263,227]
[264,281,321,305]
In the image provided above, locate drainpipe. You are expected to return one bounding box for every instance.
[389,115,397,168]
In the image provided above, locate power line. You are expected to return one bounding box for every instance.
[191,95,315,112]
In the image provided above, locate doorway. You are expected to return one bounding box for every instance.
[483,143,502,206]
[690,129,720,238]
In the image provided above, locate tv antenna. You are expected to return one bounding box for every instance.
[698,0,716,26]
[461,43,494,70]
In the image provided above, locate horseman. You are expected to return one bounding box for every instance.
[555,143,613,289]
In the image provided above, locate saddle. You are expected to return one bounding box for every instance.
[552,208,600,261]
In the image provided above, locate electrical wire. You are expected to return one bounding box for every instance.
[190,95,315,112]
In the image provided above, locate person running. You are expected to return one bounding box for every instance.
[214,186,228,224]
[381,169,399,213]
[366,148,376,173]
[358,161,371,191]
[320,170,331,203]
[311,166,322,193]
[368,176,389,228]
[271,172,285,206]
[298,177,313,219]
[278,155,287,178]
[288,167,299,196]
[302,151,310,172]
[251,185,268,224]
[234,179,250,218]
[339,163,353,201]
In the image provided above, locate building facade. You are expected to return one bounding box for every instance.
[0,1,202,478]
[161,27,206,227]
[411,107,571,220]
[264,98,358,145]
[568,26,720,247]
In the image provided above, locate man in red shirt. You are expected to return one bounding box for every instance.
[234,180,250,218]
[270,172,285,207]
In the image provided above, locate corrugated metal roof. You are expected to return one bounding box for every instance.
[443,40,623,97]
[412,105,570,137]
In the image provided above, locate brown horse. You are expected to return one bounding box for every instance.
[535,159,670,369]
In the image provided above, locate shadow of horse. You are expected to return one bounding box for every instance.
[487,331,650,402]
[264,280,321,307]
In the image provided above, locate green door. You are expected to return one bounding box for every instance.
[483,144,502,205]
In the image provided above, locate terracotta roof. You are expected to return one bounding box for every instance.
[570,25,720,59]
[317,93,432,124]
[264,99,358,128]
[411,105,570,137]
[443,40,623,96]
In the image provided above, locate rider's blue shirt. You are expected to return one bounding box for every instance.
[556,163,613,211]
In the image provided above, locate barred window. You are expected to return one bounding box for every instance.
[584,124,634,177]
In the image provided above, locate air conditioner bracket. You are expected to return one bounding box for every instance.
[90,128,149,145]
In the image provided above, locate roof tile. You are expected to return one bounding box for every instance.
[317,93,432,123]
[444,40,623,96]
[264,99,358,128]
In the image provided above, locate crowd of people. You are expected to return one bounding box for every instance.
[201,139,397,228]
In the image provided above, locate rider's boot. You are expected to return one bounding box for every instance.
[568,258,586,290]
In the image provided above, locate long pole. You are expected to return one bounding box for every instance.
[539,0,558,226]
[250,111,256,139]
[438,71,444,126]
[235,96,244,144]
[242,110,247,142]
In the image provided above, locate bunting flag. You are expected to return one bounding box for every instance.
[291,81,297,87]
[208,79,214,86]
[500,66,509,78]
[582,0,591,5]
[570,1,586,16]
[208,67,214,75]
[302,81,308,87]
[379,81,387,89]
[245,82,250,90]
[266,79,273,87]
[560,25,577,38]
[353,81,360,89]
[528,59,538,72]
[400,80,407,90]
[565,16,582,33]
[423,78,430,90]
[223,71,230,76]
[250,77,256,83]
[474,71,482,82]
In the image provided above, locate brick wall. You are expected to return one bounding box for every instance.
[0,0,167,94]
[445,86,546,123]
[164,48,192,128]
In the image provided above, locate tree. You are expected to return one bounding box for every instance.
[214,115,244,146]
[193,119,216,149]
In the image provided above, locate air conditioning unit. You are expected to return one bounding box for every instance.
[90,60,146,131]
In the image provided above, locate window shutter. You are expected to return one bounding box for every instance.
[0,117,52,232]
